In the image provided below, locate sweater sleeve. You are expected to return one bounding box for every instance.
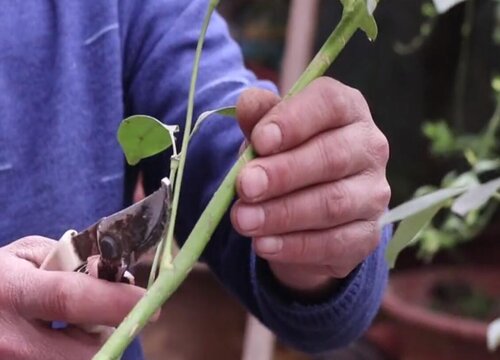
[119,0,390,353]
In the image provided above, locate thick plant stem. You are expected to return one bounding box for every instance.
[160,0,219,270]
[93,2,373,358]
[287,1,367,96]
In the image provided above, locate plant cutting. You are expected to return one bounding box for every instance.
[90,0,383,359]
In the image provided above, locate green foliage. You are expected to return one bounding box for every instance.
[117,115,178,166]
[384,78,500,265]
[381,187,467,267]
[190,106,236,139]
[340,0,379,40]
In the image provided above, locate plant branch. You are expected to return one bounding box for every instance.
[160,0,219,270]
[287,0,368,97]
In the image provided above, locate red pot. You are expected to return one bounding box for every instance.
[375,266,500,360]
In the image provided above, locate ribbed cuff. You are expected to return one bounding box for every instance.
[249,225,391,353]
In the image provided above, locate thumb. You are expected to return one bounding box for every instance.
[5,236,58,267]
[236,88,280,140]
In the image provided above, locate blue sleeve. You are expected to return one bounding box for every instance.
[120,0,390,353]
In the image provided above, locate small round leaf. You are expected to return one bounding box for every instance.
[117,115,178,165]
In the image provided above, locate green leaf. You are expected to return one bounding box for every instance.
[117,115,179,166]
[422,121,456,155]
[432,0,466,14]
[385,202,446,268]
[473,159,500,174]
[451,177,500,216]
[190,106,236,138]
[359,13,378,41]
[340,0,379,41]
[380,187,467,225]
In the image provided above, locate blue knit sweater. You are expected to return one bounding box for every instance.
[0,1,390,358]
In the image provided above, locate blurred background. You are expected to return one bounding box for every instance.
[139,1,500,359]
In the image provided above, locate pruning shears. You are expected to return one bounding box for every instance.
[41,178,171,285]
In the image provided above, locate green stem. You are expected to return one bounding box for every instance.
[148,157,179,288]
[479,93,500,158]
[453,0,475,133]
[94,2,373,358]
[287,2,366,97]
[160,0,219,270]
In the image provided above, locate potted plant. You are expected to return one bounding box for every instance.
[370,2,500,359]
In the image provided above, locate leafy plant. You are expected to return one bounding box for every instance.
[92,1,382,359]
[382,78,500,266]
[382,1,500,352]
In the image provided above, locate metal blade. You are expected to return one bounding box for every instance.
[69,177,171,269]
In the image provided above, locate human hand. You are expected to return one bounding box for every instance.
[231,78,391,297]
[0,236,145,359]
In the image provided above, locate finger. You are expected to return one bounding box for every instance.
[12,270,145,327]
[236,88,281,140]
[0,319,100,360]
[237,123,389,202]
[253,220,382,278]
[5,236,58,267]
[251,77,371,155]
[64,325,113,344]
[232,174,390,237]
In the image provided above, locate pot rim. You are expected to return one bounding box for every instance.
[381,266,499,343]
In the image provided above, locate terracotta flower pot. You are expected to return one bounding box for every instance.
[377,266,500,360]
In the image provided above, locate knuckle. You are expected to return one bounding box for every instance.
[321,131,350,176]
[291,233,311,259]
[378,181,392,208]
[322,183,349,222]
[331,93,350,123]
[348,87,370,120]
[363,221,382,253]
[369,130,390,165]
[273,197,294,231]
[313,78,370,126]
[316,135,334,176]
[368,180,392,215]
[281,156,298,191]
[237,88,277,118]
[315,134,344,178]
[315,79,349,121]
[324,230,347,262]
[349,87,365,106]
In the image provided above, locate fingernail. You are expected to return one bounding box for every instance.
[256,122,282,154]
[236,205,265,232]
[255,237,282,255]
[241,166,268,200]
